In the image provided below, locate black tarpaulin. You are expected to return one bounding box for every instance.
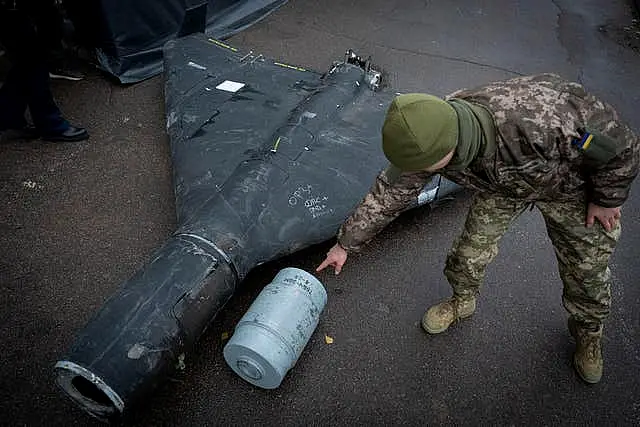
[65,0,287,83]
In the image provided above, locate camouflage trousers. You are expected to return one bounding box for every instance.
[444,192,621,326]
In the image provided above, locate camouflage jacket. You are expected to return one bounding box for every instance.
[338,74,639,252]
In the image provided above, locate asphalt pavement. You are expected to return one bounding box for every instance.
[1,0,639,425]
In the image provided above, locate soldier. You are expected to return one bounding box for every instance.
[316,74,639,384]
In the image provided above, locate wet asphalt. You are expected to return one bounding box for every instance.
[1,0,639,425]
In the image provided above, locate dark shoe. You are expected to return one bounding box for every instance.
[49,60,86,81]
[49,69,85,81]
[0,125,40,141]
[568,317,603,384]
[41,125,89,142]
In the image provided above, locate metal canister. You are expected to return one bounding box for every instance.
[223,267,327,389]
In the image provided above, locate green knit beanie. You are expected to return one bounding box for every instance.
[382,94,458,171]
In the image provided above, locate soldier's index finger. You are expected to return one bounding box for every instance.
[316,260,329,272]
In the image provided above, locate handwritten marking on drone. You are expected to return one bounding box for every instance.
[288,184,333,219]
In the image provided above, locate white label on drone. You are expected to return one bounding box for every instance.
[216,80,246,92]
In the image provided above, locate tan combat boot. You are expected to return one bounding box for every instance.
[421,296,476,334]
[568,316,603,384]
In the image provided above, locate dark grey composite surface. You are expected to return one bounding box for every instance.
[1,0,639,425]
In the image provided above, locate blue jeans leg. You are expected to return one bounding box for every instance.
[26,64,69,133]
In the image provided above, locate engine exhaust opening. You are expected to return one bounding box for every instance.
[71,376,114,406]
[54,361,124,422]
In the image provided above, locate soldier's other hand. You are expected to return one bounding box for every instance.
[586,203,621,232]
[316,243,348,275]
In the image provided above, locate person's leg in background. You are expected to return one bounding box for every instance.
[31,0,85,81]
[23,61,70,135]
[0,61,31,132]
[0,4,87,141]
[0,7,38,133]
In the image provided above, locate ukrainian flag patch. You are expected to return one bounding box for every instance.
[572,132,594,151]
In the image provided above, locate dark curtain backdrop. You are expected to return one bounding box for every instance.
[65,0,288,83]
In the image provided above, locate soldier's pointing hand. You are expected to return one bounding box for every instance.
[316,243,348,275]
